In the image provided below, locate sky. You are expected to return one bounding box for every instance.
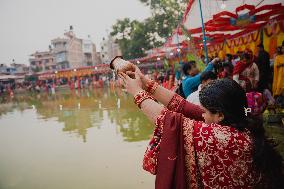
[0,0,151,65]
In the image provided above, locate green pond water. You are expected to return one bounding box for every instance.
[0,88,155,189]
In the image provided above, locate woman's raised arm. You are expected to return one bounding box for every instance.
[124,69,204,121]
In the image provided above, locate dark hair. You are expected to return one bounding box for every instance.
[226,54,233,61]
[200,71,217,83]
[199,79,283,188]
[257,43,264,49]
[242,52,252,61]
[277,46,283,55]
[182,61,196,75]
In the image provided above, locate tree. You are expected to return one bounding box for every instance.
[140,0,187,44]
[110,0,187,59]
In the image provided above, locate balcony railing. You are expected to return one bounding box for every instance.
[52,46,67,53]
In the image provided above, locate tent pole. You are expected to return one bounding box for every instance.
[198,0,209,64]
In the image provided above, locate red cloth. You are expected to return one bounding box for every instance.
[143,94,260,189]
[233,60,252,75]
[246,92,267,116]
[233,60,254,91]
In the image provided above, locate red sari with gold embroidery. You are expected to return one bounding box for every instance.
[143,94,260,189]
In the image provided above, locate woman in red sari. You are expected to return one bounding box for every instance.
[119,68,283,189]
[233,52,259,92]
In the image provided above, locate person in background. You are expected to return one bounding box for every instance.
[182,58,218,98]
[275,46,282,59]
[256,44,272,92]
[223,54,234,77]
[233,51,259,92]
[186,71,217,105]
[70,79,75,90]
[200,54,206,65]
[85,77,89,87]
[272,44,284,98]
[232,51,242,66]
[51,82,56,95]
[220,62,234,78]
[99,77,104,88]
[80,78,84,89]
[163,73,176,91]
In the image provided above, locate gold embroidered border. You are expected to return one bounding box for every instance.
[167,94,184,112]
[182,117,198,189]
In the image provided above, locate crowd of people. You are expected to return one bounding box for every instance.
[2,42,283,114]
[116,41,284,189]
[147,42,284,113]
[0,75,115,97]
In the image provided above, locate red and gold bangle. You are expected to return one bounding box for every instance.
[134,90,154,109]
[145,80,159,95]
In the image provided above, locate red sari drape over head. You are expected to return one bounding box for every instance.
[143,94,260,189]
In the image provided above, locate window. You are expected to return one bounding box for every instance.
[56,52,67,63]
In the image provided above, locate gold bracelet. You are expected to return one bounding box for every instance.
[145,80,159,95]
[134,90,154,109]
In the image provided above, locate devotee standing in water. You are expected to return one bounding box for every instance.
[118,66,283,189]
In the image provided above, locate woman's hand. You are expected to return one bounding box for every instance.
[126,66,152,90]
[118,71,143,96]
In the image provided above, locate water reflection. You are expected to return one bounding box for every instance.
[0,88,153,142]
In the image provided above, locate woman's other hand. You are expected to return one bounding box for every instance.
[118,71,143,96]
[126,66,151,90]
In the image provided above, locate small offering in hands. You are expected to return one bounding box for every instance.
[110,56,136,78]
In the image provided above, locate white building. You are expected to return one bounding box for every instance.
[100,35,122,64]
[51,28,102,70]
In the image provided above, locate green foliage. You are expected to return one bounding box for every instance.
[110,0,187,59]
[31,67,42,73]
[186,53,205,70]
[25,75,38,82]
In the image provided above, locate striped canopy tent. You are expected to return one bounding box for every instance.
[37,71,56,80]
[129,0,284,66]
[173,0,284,58]
[37,64,111,80]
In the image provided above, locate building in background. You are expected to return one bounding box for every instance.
[51,27,101,70]
[0,60,29,75]
[10,62,30,75]
[100,35,121,64]
[0,64,10,75]
[95,52,102,64]
[29,26,102,72]
[82,38,101,66]
[29,50,56,72]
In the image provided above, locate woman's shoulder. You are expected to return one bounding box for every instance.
[192,122,252,148]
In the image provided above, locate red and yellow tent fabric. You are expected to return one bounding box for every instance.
[129,1,284,65]
[37,64,111,80]
[180,0,284,59]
